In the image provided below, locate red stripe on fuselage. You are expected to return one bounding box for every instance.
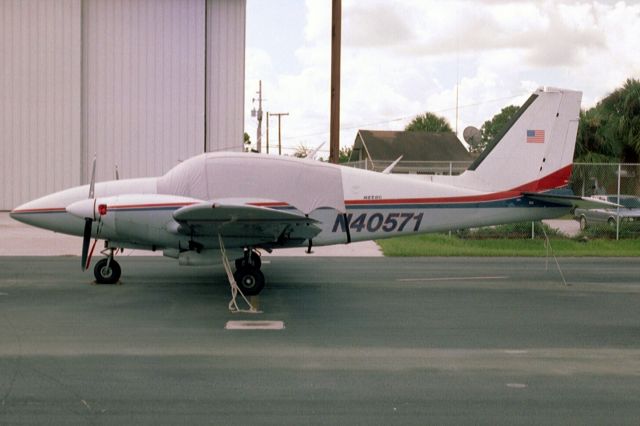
[108,202,197,210]
[10,207,67,214]
[346,164,573,206]
[512,164,572,193]
[10,165,573,213]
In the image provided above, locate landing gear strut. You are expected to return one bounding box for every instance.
[235,249,261,270]
[218,235,261,313]
[94,248,121,284]
[233,248,264,296]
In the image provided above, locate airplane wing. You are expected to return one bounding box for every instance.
[523,192,621,209]
[172,201,322,243]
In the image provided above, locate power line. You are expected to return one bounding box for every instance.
[281,92,528,141]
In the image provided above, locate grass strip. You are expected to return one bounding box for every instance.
[377,234,640,257]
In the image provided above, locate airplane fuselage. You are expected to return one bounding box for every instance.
[9,88,583,290]
[10,160,568,257]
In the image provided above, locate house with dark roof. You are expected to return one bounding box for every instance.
[348,130,474,174]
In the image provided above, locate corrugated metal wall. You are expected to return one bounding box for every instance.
[82,0,206,182]
[0,0,245,210]
[206,0,246,152]
[0,0,82,210]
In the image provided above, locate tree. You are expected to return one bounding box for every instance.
[477,105,519,154]
[243,132,251,145]
[339,146,353,163]
[405,112,452,132]
[574,108,619,163]
[293,144,311,158]
[575,78,640,163]
[599,78,640,163]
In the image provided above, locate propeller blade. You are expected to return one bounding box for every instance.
[81,218,93,271]
[88,156,96,199]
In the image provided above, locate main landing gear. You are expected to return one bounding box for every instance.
[218,235,261,313]
[94,247,121,284]
[233,248,265,296]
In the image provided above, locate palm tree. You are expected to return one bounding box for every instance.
[405,112,452,132]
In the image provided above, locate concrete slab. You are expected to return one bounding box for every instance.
[543,219,581,237]
[1,256,639,424]
[0,212,157,257]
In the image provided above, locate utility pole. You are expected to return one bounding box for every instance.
[270,112,289,155]
[329,0,342,164]
[266,112,270,154]
[251,80,264,152]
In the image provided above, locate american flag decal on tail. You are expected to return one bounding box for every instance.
[526,129,545,143]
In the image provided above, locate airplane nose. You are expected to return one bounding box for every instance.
[9,196,68,230]
[8,186,91,236]
[9,200,37,224]
[8,207,22,223]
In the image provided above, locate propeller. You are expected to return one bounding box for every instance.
[81,218,93,270]
[82,157,97,270]
[66,157,101,270]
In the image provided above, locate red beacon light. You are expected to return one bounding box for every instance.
[98,204,108,216]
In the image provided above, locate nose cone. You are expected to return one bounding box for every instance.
[8,207,23,223]
[9,185,89,232]
[9,197,66,228]
[66,199,97,220]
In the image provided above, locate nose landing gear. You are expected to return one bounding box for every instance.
[94,247,121,284]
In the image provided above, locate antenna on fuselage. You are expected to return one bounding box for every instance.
[307,142,326,160]
[382,156,403,174]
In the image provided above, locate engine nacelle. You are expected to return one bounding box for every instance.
[74,193,200,244]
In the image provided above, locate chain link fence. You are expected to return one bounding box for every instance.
[568,163,640,240]
[344,160,640,240]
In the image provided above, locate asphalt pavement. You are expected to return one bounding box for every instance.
[1,256,639,425]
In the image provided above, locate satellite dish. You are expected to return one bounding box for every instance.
[463,126,482,148]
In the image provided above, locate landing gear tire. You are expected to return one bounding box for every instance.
[579,216,588,231]
[94,258,121,284]
[233,266,265,296]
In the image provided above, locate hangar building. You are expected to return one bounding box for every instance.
[0,0,246,210]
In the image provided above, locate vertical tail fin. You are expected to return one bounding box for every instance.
[461,87,582,192]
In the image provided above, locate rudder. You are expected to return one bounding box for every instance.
[461,87,582,193]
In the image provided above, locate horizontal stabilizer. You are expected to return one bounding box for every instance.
[523,192,621,209]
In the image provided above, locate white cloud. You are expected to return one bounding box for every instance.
[246,0,640,154]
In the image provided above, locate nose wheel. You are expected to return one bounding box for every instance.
[94,254,121,284]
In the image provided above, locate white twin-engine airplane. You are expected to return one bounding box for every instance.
[11,87,602,295]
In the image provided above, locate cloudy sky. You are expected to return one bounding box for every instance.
[244,0,640,157]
